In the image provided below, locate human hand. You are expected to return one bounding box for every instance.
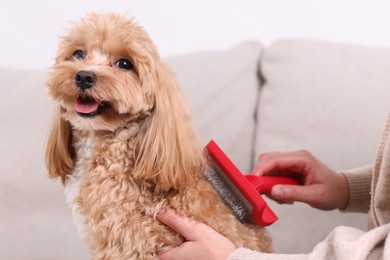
[252,150,349,210]
[157,208,236,260]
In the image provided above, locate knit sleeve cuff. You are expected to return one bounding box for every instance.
[340,165,372,213]
[226,248,259,259]
[227,248,306,260]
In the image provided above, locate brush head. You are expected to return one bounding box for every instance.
[205,167,252,223]
[205,140,278,226]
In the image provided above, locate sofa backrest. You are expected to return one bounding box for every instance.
[167,42,263,173]
[256,39,390,170]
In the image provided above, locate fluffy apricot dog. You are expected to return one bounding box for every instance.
[45,12,272,259]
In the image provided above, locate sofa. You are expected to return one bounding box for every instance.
[2,39,390,259]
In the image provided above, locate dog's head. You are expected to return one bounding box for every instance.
[46,13,205,190]
[46,12,158,131]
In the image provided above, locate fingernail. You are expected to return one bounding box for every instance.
[158,208,166,215]
[272,186,285,198]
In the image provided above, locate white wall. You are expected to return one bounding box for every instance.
[2,0,390,70]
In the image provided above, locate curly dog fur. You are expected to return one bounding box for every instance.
[45,12,272,259]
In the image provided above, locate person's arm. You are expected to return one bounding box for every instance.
[157,208,390,260]
[252,150,349,210]
[252,151,372,213]
[157,208,306,260]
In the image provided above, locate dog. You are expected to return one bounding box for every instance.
[45,13,272,259]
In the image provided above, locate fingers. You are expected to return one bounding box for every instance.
[157,208,202,242]
[252,150,314,178]
[157,208,188,238]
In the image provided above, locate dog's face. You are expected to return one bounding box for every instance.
[46,13,159,131]
[46,13,205,189]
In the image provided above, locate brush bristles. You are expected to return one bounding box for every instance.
[204,167,252,223]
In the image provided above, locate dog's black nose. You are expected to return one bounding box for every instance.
[75,70,97,90]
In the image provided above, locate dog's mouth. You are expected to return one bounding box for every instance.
[75,96,110,118]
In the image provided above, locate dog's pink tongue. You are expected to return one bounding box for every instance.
[76,99,99,114]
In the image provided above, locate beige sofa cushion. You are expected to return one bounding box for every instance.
[166,42,263,172]
[256,40,390,253]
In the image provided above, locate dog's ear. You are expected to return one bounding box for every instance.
[45,105,74,184]
[134,63,205,192]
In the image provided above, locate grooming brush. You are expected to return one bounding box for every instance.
[205,140,299,226]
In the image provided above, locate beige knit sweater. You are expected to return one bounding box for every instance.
[227,114,390,260]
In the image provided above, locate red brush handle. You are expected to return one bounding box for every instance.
[245,175,300,195]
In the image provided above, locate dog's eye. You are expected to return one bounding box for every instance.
[115,59,133,70]
[72,50,85,60]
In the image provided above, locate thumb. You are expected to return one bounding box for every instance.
[271,184,319,205]
[157,208,200,241]
[158,245,182,260]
